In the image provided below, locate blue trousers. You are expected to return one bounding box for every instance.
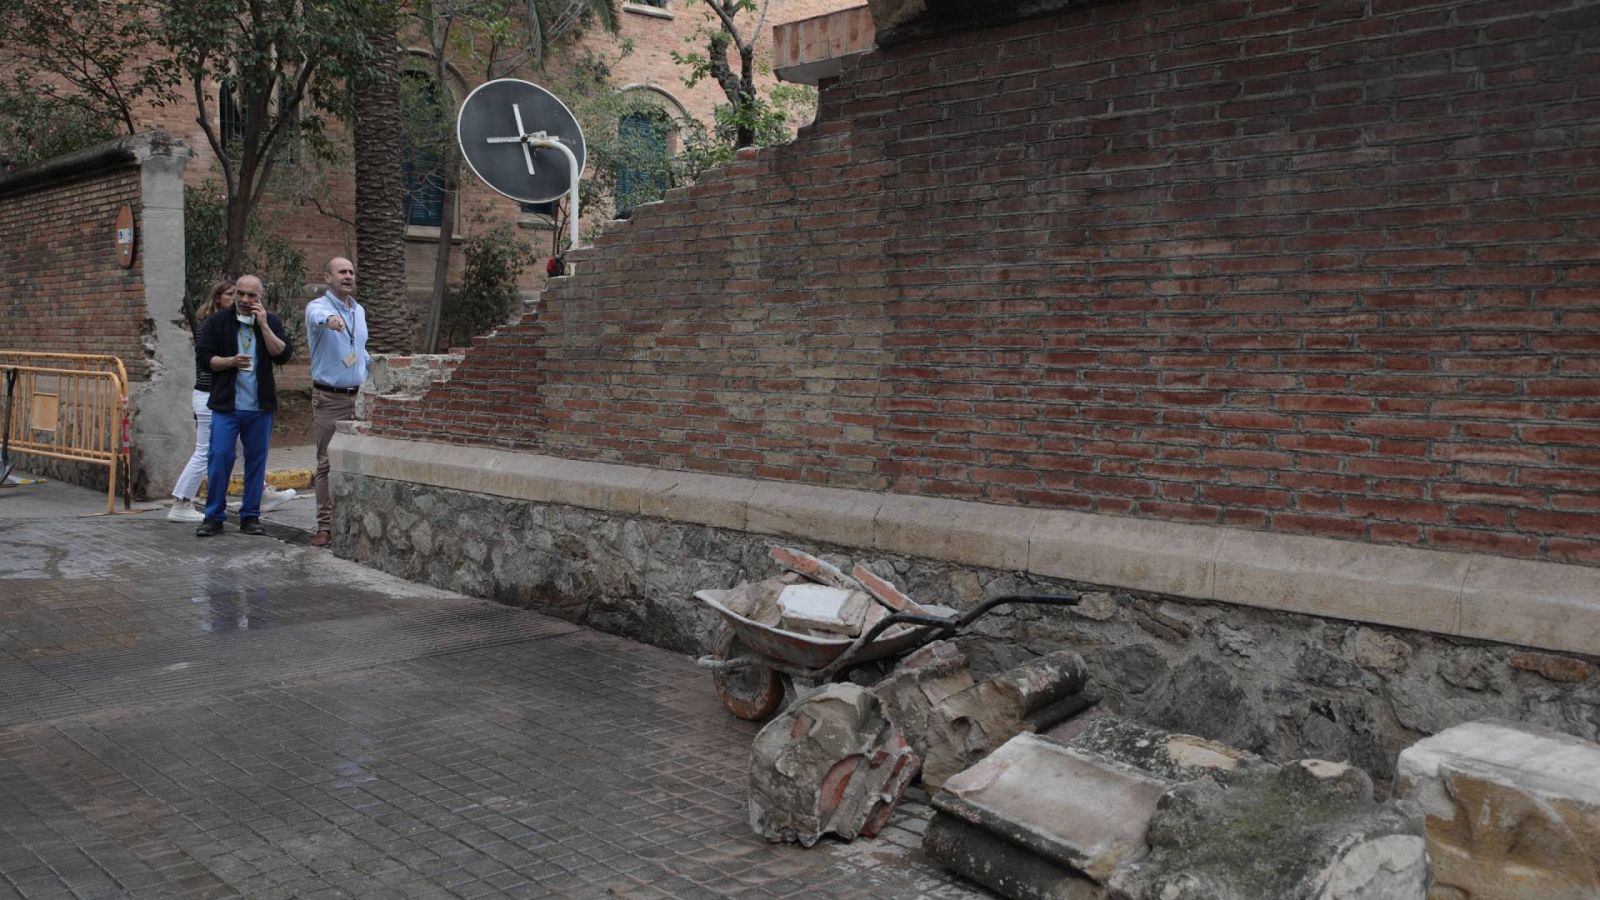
[204,409,273,522]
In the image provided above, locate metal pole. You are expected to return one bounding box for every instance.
[527,136,580,253]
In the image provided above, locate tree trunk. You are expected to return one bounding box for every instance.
[736,45,756,148]
[352,29,418,353]
[223,191,250,279]
[423,153,460,353]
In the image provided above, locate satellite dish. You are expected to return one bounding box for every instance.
[457,78,586,205]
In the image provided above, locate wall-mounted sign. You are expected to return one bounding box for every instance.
[114,204,135,269]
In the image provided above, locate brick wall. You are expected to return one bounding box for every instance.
[0,168,150,379]
[368,0,1600,567]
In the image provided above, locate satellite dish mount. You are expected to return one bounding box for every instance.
[457,79,586,252]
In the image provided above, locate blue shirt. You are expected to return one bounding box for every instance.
[235,324,260,411]
[304,291,369,389]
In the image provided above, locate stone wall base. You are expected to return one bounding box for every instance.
[333,469,1600,782]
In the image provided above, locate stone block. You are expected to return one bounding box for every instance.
[1030,510,1219,599]
[638,468,755,531]
[922,811,1104,900]
[874,493,1039,571]
[1212,529,1466,637]
[747,481,882,548]
[748,684,919,847]
[935,733,1169,883]
[1396,719,1600,900]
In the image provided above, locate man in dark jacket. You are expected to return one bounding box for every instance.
[193,274,295,536]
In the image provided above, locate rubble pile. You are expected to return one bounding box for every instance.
[722,547,1096,849]
[924,716,1428,900]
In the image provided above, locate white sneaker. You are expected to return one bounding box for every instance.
[228,486,298,513]
[167,502,205,523]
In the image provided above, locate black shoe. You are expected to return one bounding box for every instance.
[239,517,266,536]
[195,519,224,537]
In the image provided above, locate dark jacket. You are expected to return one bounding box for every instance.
[195,308,295,412]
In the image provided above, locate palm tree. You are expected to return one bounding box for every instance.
[352,24,420,353]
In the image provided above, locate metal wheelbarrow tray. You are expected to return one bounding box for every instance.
[695,589,1080,721]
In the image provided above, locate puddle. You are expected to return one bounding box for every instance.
[193,588,279,632]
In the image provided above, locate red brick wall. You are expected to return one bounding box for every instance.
[0,168,151,379]
[379,0,1600,566]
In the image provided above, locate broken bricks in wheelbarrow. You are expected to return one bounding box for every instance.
[695,548,1080,721]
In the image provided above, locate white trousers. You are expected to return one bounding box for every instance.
[171,389,242,501]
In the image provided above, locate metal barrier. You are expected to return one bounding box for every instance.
[0,352,132,515]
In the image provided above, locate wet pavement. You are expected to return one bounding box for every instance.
[0,476,984,899]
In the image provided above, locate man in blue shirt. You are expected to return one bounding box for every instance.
[193,275,295,537]
[304,256,371,548]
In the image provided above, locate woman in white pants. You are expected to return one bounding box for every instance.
[168,280,295,521]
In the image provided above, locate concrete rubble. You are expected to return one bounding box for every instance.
[1396,718,1600,899]
[923,716,1428,900]
[747,683,920,847]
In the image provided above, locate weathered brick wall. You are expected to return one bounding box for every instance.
[370,0,1600,567]
[0,168,150,378]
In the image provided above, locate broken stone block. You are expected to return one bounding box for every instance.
[1050,715,1259,783]
[923,811,1104,900]
[718,573,799,626]
[748,683,919,847]
[777,583,872,636]
[874,641,1091,791]
[1396,718,1600,900]
[935,733,1170,883]
[1106,758,1426,900]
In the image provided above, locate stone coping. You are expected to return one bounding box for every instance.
[0,131,188,199]
[332,432,1600,658]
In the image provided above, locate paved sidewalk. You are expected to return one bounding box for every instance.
[0,478,983,898]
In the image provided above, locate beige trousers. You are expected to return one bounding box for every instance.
[312,389,357,531]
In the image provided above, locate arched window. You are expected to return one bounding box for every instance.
[401,68,449,228]
[614,107,673,219]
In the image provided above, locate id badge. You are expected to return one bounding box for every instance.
[342,352,358,367]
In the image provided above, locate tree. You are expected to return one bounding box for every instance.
[161,0,392,278]
[0,0,176,167]
[673,0,772,150]
[0,0,178,138]
[351,25,420,352]
[406,0,620,352]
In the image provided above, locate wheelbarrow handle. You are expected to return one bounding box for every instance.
[815,592,1080,682]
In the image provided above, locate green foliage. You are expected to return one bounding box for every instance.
[0,88,119,169]
[0,0,179,138]
[675,81,815,182]
[184,182,307,344]
[440,227,537,348]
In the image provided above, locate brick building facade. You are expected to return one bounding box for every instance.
[119,0,854,311]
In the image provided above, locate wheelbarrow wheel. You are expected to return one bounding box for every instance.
[711,626,786,721]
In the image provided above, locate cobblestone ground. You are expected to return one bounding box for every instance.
[0,514,985,899]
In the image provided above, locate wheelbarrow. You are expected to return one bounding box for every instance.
[694,589,1080,721]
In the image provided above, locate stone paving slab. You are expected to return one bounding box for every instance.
[0,507,985,899]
